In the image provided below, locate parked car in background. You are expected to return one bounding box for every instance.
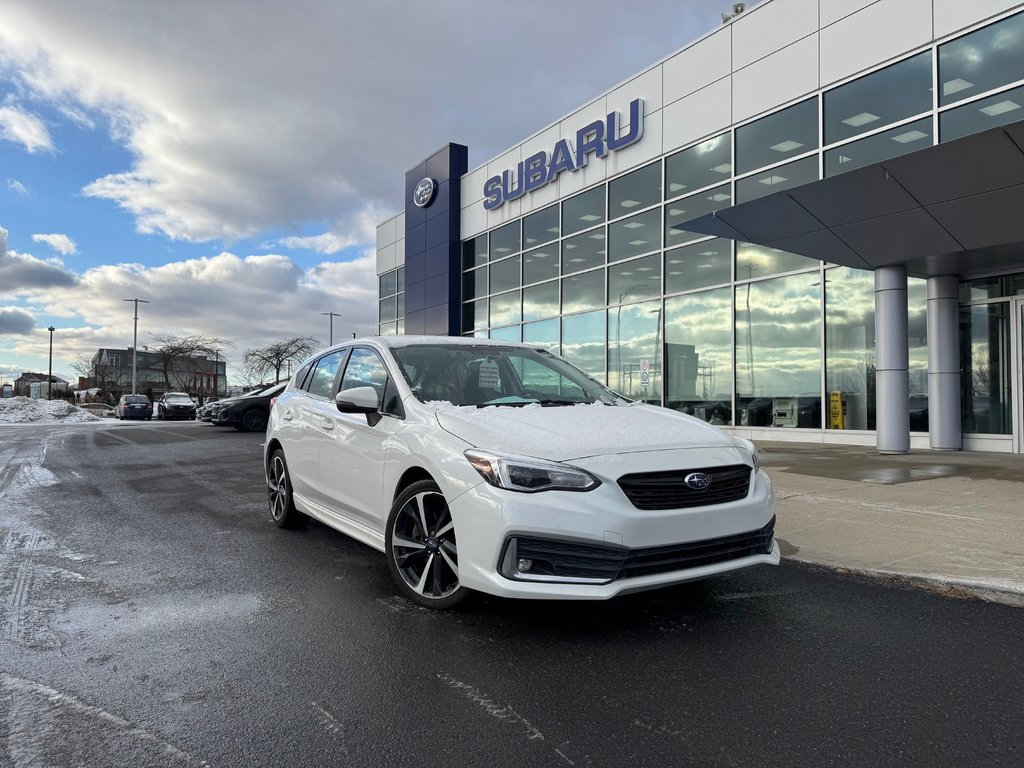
[114,394,152,420]
[80,402,116,418]
[196,396,222,421]
[264,337,777,609]
[212,382,286,431]
[156,392,197,420]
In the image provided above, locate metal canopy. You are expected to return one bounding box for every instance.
[684,120,1024,279]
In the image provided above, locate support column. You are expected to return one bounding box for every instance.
[875,266,910,454]
[927,275,962,450]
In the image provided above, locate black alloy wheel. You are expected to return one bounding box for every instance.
[385,479,466,609]
[240,408,268,432]
[267,449,307,529]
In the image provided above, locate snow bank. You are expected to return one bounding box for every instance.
[0,397,100,424]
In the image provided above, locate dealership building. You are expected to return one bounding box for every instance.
[377,0,1024,454]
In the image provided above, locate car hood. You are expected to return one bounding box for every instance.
[433,402,742,462]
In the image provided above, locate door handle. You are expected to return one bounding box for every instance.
[320,419,335,431]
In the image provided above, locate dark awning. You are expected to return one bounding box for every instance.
[683,120,1024,279]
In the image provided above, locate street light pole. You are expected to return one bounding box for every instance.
[122,298,150,395]
[47,326,55,400]
[321,311,341,346]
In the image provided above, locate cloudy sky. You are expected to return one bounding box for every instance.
[0,0,727,385]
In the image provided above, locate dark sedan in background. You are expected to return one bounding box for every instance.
[156,392,197,420]
[114,394,152,420]
[211,382,285,432]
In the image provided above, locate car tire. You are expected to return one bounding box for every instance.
[240,409,268,432]
[385,479,467,609]
[267,449,307,529]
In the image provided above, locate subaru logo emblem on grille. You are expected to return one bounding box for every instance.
[684,472,711,490]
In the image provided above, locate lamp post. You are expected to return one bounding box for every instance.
[122,298,150,395]
[213,348,221,398]
[47,326,55,400]
[321,311,341,346]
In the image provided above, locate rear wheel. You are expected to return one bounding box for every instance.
[240,408,268,432]
[385,480,467,609]
[267,449,307,529]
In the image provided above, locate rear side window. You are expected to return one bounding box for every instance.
[305,350,347,399]
[293,362,314,391]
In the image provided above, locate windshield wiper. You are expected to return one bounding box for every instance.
[534,399,583,406]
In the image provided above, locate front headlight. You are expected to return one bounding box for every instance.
[735,437,760,470]
[464,450,601,493]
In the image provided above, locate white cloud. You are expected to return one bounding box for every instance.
[32,233,77,255]
[0,225,78,294]
[0,1,718,243]
[277,232,359,255]
[0,104,53,153]
[0,305,35,335]
[6,178,31,196]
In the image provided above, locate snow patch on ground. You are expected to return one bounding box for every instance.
[0,397,99,424]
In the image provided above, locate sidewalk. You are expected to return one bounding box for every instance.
[758,441,1024,607]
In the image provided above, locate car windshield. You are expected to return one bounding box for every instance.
[390,343,624,408]
[166,394,192,403]
[125,396,148,403]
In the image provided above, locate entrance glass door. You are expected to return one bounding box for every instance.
[1016,299,1024,453]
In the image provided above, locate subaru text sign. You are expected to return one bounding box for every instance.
[483,98,645,210]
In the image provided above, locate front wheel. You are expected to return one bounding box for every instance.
[267,449,307,529]
[385,480,467,609]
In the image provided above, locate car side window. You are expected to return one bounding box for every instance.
[293,362,315,391]
[305,350,348,399]
[338,348,390,410]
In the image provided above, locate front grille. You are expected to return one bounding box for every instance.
[617,464,752,510]
[507,516,775,583]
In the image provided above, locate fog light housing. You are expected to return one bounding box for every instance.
[517,558,532,572]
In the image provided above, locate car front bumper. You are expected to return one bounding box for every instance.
[446,463,778,600]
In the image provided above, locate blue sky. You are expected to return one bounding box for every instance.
[0,0,723,386]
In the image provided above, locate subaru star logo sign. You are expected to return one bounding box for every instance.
[413,177,437,208]
[684,472,712,491]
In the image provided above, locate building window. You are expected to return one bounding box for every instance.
[665,134,732,199]
[665,184,731,248]
[609,254,660,306]
[825,266,875,430]
[463,266,487,301]
[489,254,521,294]
[489,325,521,342]
[664,287,733,424]
[737,242,818,281]
[523,244,559,285]
[561,309,606,382]
[736,155,819,203]
[561,229,606,274]
[940,83,1024,143]
[824,52,932,145]
[939,11,1024,107]
[490,221,521,258]
[562,269,605,315]
[523,280,559,322]
[379,270,398,298]
[609,208,661,262]
[735,272,822,427]
[736,97,818,175]
[463,234,488,269]
[379,295,397,322]
[908,277,929,432]
[489,289,521,327]
[608,162,661,219]
[825,117,933,176]
[665,238,732,295]
[959,272,1024,300]
[523,318,559,353]
[463,298,488,333]
[524,205,560,249]
[562,186,605,236]
[608,299,661,404]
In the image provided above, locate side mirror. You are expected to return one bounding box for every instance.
[335,386,380,414]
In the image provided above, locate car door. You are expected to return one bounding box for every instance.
[285,349,348,504]
[316,346,399,530]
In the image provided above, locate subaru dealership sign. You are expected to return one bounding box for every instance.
[483,98,645,210]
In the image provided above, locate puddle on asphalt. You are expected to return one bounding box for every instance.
[860,465,961,484]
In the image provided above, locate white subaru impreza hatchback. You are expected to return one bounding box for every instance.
[265,336,778,608]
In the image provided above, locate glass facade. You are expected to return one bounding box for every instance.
[369,8,1024,441]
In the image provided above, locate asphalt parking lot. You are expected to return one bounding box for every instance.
[1,420,1022,767]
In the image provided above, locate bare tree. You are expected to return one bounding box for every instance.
[71,353,130,398]
[242,336,319,384]
[148,334,231,392]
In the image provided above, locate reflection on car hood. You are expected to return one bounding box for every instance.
[433,402,740,462]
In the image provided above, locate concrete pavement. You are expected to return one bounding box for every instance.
[759,441,1024,606]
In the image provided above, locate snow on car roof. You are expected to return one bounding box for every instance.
[378,335,534,349]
